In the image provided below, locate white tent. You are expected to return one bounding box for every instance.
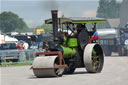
[5,36,18,42]
[0,34,18,44]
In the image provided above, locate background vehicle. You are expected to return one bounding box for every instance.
[10,33,52,48]
[98,28,128,56]
[34,28,45,34]
[0,43,20,63]
[118,28,128,56]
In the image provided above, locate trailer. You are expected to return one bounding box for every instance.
[97,28,128,56]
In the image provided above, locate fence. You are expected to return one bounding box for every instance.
[0,49,45,66]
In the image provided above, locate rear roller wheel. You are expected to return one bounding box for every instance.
[63,60,76,74]
[83,44,104,73]
[32,56,65,77]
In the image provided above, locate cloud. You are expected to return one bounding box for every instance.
[24,19,38,28]
[58,10,63,17]
[82,10,97,17]
[3,0,99,1]
[24,19,33,25]
[24,19,45,28]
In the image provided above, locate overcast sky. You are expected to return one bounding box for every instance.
[0,0,123,28]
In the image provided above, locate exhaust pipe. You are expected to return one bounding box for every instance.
[51,10,58,41]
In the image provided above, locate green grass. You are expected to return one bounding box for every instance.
[0,62,32,67]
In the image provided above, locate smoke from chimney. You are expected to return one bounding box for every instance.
[39,0,59,11]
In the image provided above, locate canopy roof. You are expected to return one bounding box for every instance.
[45,17,106,24]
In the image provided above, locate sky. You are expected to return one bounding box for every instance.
[0,0,123,28]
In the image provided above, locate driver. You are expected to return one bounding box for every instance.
[89,27,99,43]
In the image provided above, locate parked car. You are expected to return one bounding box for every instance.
[0,43,20,63]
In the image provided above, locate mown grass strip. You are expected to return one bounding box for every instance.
[0,61,32,67]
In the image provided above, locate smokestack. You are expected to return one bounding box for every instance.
[51,10,58,41]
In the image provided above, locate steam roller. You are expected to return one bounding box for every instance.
[31,10,105,77]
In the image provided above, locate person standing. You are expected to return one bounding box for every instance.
[22,41,29,60]
[23,41,29,49]
[17,42,23,50]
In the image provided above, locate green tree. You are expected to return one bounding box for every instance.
[0,11,28,33]
[41,23,52,33]
[97,0,121,18]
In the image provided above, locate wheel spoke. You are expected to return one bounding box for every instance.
[92,49,96,55]
[96,56,99,58]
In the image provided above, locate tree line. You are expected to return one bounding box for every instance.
[0,0,121,33]
[97,0,121,18]
[0,11,28,33]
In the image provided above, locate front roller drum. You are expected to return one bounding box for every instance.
[32,56,65,77]
[83,44,104,73]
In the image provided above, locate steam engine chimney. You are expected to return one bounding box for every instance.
[51,10,58,41]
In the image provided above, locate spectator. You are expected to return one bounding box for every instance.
[23,41,29,49]
[17,42,23,50]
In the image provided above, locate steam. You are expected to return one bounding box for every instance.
[38,0,98,18]
[40,0,59,11]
